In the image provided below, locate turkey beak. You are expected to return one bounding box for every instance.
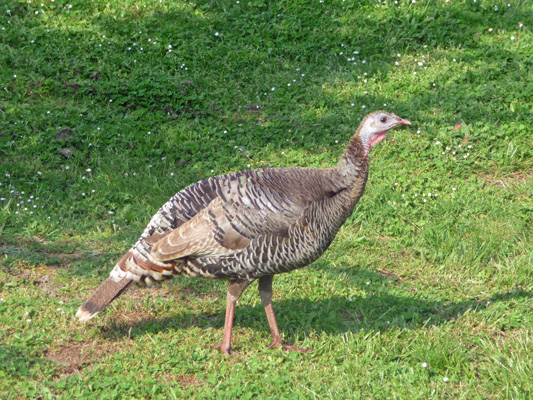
[397,118,411,126]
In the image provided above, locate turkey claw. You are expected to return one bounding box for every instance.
[268,340,311,353]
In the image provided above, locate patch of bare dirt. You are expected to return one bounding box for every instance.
[481,170,531,188]
[44,340,133,378]
[157,373,202,387]
[112,309,155,325]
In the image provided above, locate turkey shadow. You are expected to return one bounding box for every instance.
[100,276,531,347]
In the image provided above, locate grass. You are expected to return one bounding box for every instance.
[0,0,532,398]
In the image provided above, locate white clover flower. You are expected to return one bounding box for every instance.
[422,362,428,368]
[108,211,114,215]
[443,377,449,382]
[214,32,219,36]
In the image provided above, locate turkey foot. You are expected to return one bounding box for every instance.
[268,340,312,353]
[212,343,243,357]
[212,343,233,355]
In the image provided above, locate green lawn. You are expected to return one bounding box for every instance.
[1,0,532,398]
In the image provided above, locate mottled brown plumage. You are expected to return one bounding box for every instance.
[76,111,410,354]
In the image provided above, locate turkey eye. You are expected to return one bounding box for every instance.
[380,116,387,123]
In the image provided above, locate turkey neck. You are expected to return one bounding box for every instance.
[334,134,369,207]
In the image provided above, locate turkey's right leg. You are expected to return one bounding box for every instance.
[218,279,251,354]
[258,275,311,353]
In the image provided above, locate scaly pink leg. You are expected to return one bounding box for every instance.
[258,275,311,353]
[218,280,251,355]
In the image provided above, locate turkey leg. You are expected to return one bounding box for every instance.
[258,275,311,353]
[218,279,251,354]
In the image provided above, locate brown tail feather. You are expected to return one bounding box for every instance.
[76,277,132,322]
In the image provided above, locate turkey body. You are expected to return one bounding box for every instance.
[76,110,410,354]
[115,165,368,285]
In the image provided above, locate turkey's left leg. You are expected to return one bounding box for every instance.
[258,275,311,352]
[218,279,251,354]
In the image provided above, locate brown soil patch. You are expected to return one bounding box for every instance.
[481,170,531,188]
[157,373,201,388]
[44,340,133,378]
[113,309,155,325]
[45,344,86,376]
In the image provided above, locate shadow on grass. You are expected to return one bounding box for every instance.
[0,344,55,381]
[101,275,531,347]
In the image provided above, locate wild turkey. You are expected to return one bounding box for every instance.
[76,110,411,354]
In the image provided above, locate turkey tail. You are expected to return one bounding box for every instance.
[76,277,132,322]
